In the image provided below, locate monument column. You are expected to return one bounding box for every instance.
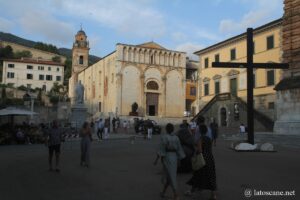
[274,0,300,134]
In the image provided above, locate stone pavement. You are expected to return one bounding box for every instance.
[0,134,299,200]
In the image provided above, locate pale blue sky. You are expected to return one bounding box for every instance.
[0,0,283,59]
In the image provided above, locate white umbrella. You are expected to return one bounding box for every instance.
[0,107,37,116]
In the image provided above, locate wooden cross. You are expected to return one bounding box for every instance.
[212,28,289,144]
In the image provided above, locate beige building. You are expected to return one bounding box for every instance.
[1,58,64,91]
[69,30,186,118]
[195,18,282,120]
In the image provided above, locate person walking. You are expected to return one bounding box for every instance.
[156,123,185,200]
[80,122,93,167]
[104,119,109,139]
[44,120,64,172]
[185,124,217,199]
[147,119,153,140]
[194,116,213,141]
[112,117,117,133]
[97,119,104,140]
[210,118,218,146]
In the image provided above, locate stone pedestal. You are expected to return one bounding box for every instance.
[70,104,87,129]
[274,86,300,135]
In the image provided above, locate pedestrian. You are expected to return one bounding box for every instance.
[44,120,64,172]
[190,119,197,136]
[123,120,128,133]
[177,124,194,173]
[112,117,116,133]
[240,123,246,135]
[210,118,218,146]
[156,123,185,200]
[104,119,109,139]
[147,119,153,139]
[194,116,213,141]
[97,119,104,140]
[80,122,93,167]
[185,124,217,199]
[90,119,95,137]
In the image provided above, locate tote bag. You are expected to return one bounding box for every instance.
[191,153,206,171]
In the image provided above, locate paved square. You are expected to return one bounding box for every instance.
[0,134,299,200]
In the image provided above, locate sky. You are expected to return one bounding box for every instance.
[0,0,283,59]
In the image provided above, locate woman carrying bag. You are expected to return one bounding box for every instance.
[185,124,217,200]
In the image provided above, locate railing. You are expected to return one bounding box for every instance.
[193,93,274,131]
[193,93,231,120]
[235,96,274,131]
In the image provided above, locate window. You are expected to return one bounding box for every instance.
[267,35,274,50]
[230,48,236,60]
[79,56,84,64]
[57,67,59,72]
[8,64,14,68]
[146,81,159,90]
[215,81,220,94]
[38,66,44,70]
[204,57,209,68]
[204,83,209,96]
[48,67,51,71]
[39,75,44,80]
[268,102,275,109]
[190,87,196,96]
[7,72,14,78]
[56,76,61,81]
[215,54,219,62]
[27,65,33,70]
[267,70,275,86]
[27,74,33,79]
[46,75,52,81]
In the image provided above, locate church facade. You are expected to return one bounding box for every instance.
[69,34,186,118]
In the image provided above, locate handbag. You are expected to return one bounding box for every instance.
[191,153,206,171]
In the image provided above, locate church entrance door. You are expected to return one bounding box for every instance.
[146,93,159,116]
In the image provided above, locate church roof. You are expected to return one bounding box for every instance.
[136,41,166,50]
[77,29,86,36]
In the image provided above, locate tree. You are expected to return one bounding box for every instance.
[1,87,7,99]
[14,50,32,59]
[52,56,61,63]
[64,58,72,82]
[0,45,14,58]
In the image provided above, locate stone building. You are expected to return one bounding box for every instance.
[69,32,186,118]
[193,19,282,130]
[1,58,64,91]
[274,0,300,135]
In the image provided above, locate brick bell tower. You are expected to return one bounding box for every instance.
[274,0,300,134]
[72,27,89,75]
[69,27,90,103]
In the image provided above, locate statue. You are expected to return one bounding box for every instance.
[75,80,84,104]
[129,102,138,116]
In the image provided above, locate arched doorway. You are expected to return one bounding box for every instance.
[220,107,227,127]
[146,81,159,116]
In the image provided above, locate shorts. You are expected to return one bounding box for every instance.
[49,144,61,154]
